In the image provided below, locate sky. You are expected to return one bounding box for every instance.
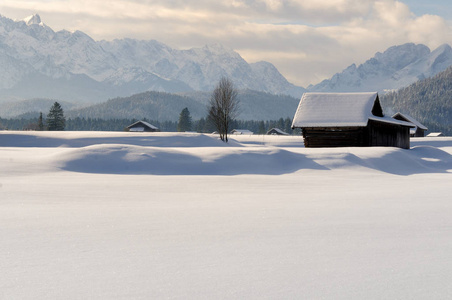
[1,0,452,87]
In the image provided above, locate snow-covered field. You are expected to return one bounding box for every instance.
[1,131,452,299]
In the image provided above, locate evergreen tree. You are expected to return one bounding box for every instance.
[277,117,285,130]
[46,102,65,131]
[284,117,292,134]
[38,112,44,131]
[196,117,206,133]
[258,121,266,134]
[177,107,192,132]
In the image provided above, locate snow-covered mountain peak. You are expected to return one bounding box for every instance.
[309,43,452,93]
[373,43,430,70]
[0,13,303,101]
[434,43,452,52]
[202,43,232,53]
[23,14,42,26]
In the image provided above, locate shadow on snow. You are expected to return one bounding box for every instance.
[60,146,327,175]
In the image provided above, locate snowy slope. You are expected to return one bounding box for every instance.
[0,14,304,102]
[1,131,452,299]
[309,43,452,92]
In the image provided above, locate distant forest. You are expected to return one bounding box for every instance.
[381,66,452,135]
[0,117,298,135]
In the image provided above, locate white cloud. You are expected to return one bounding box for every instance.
[1,0,452,87]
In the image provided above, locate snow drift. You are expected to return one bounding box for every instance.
[1,131,451,175]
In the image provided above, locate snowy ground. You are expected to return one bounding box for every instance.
[1,131,452,299]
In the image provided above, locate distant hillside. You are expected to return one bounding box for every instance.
[65,89,299,121]
[381,66,452,135]
[180,90,299,120]
[66,91,206,121]
[0,98,77,118]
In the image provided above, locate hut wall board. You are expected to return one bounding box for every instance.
[368,120,410,149]
[302,127,367,148]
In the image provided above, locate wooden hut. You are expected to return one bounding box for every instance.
[266,128,289,135]
[291,92,414,149]
[231,129,253,135]
[426,132,444,137]
[126,121,159,132]
[392,113,428,137]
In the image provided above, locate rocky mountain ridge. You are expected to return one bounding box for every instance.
[308,43,452,93]
[0,14,304,103]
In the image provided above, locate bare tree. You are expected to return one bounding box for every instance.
[208,77,239,142]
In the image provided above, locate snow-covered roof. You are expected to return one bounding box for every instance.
[267,128,289,135]
[426,132,444,137]
[369,116,415,127]
[292,92,414,128]
[231,129,253,135]
[127,121,159,130]
[392,112,428,131]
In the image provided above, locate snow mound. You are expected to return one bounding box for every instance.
[307,146,452,175]
[1,132,451,176]
[55,144,452,176]
[57,144,324,175]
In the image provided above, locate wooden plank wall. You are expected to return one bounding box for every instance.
[302,123,411,149]
[368,121,410,149]
[302,127,367,148]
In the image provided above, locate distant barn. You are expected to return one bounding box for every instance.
[126,121,159,132]
[231,129,253,135]
[426,132,444,137]
[291,92,414,149]
[392,113,428,137]
[266,128,289,135]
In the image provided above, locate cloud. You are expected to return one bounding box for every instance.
[1,0,452,87]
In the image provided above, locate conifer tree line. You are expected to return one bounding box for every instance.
[1,116,297,134]
[380,65,452,135]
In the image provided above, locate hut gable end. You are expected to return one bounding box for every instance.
[371,96,383,117]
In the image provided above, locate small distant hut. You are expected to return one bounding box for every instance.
[126,120,159,132]
[392,113,428,137]
[266,128,289,135]
[231,129,253,135]
[291,92,414,149]
[426,132,444,137]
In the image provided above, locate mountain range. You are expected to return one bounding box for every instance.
[0,14,303,103]
[309,43,452,93]
[1,13,452,123]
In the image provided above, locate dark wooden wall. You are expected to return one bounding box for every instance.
[412,128,426,137]
[368,120,410,149]
[302,122,410,149]
[302,127,367,147]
